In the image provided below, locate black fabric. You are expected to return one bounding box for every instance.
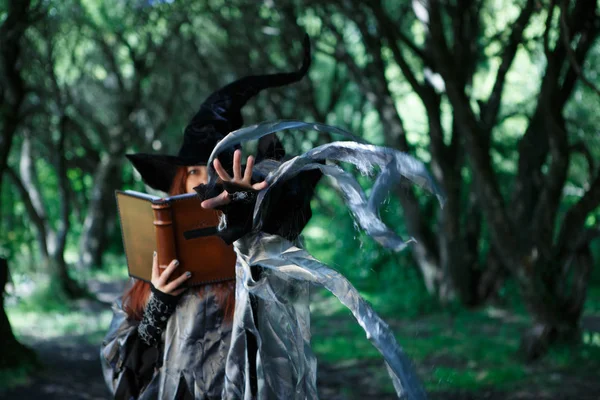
[137,284,181,347]
[113,286,182,399]
[150,283,181,307]
[114,333,160,399]
[193,181,257,245]
[216,182,259,245]
[126,34,311,193]
[194,168,322,245]
[255,133,285,164]
[125,154,182,193]
[260,169,323,241]
[175,375,195,400]
[113,336,197,400]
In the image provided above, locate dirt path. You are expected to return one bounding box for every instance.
[3,340,598,400]
[1,334,111,400]
[0,279,126,400]
[2,280,598,400]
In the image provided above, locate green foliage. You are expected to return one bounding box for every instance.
[1,1,600,396]
[585,285,600,314]
[0,363,36,391]
[73,253,130,283]
[7,308,113,342]
[304,182,440,318]
[12,278,78,314]
[311,289,600,393]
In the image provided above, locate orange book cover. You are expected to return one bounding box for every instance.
[115,190,236,286]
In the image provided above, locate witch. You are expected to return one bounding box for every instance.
[101,35,441,400]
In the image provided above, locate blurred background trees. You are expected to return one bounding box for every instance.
[1,0,600,394]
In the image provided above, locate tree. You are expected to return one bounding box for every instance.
[300,0,600,357]
[73,1,186,269]
[0,0,42,376]
[425,0,599,358]
[0,258,38,373]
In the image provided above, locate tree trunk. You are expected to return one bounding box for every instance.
[0,0,31,195]
[79,154,123,270]
[422,0,600,358]
[12,135,84,299]
[322,15,447,297]
[0,258,38,371]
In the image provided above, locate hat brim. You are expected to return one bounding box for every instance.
[126,153,208,193]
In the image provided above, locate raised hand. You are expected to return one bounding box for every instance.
[201,149,268,209]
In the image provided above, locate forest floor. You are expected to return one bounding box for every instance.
[1,279,599,400]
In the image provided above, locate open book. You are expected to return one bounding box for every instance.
[115,190,236,286]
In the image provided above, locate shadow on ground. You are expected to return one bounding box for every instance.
[2,280,599,400]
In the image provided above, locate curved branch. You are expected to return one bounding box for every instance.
[55,117,70,256]
[369,1,429,99]
[5,166,49,257]
[482,0,535,129]
[543,0,557,57]
[558,1,600,99]
[557,169,600,254]
[570,140,595,180]
[370,0,433,67]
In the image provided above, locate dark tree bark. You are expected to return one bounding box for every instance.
[79,155,123,269]
[422,0,600,358]
[0,258,38,372]
[0,0,34,206]
[9,134,84,298]
[315,7,446,298]
[76,8,184,270]
[291,0,600,358]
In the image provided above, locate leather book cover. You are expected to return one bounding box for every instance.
[115,190,236,286]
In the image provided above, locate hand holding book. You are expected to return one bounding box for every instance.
[115,191,237,286]
[151,251,191,296]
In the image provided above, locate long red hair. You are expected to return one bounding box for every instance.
[122,166,236,321]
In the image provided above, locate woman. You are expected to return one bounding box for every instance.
[101,37,321,399]
[103,35,438,400]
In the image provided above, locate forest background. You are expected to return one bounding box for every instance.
[1,0,599,399]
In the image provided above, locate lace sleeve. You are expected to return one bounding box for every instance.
[137,284,180,347]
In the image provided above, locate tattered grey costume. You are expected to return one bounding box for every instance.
[101,121,444,400]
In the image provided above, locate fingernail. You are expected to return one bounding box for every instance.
[153,251,157,258]
[174,260,179,266]
[186,271,192,277]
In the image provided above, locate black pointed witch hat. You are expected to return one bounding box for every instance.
[126,35,311,193]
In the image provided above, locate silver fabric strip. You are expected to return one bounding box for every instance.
[228,232,428,400]
[208,120,444,252]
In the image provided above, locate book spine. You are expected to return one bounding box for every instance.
[152,202,177,271]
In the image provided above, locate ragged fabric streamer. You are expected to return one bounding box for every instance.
[208,120,444,251]
[212,120,444,399]
[224,232,429,399]
[102,120,444,399]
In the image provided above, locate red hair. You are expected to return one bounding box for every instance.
[122,166,236,321]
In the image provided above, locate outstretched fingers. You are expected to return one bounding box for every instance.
[252,180,268,190]
[213,158,231,182]
[201,190,230,209]
[233,149,242,180]
[243,155,254,184]
[201,150,270,210]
